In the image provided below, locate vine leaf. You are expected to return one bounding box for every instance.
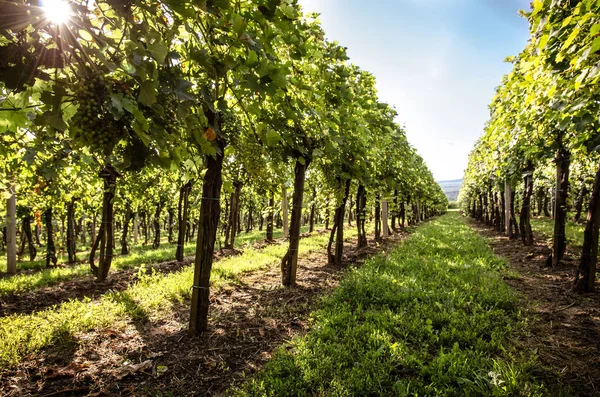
[138,81,158,107]
[36,112,67,132]
[148,41,169,63]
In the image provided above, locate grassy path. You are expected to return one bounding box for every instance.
[239,213,553,396]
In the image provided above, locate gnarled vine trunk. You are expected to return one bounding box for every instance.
[391,189,398,231]
[20,211,36,261]
[356,184,367,249]
[543,188,550,217]
[168,208,174,244]
[225,181,242,249]
[188,130,225,335]
[519,162,534,246]
[382,196,390,237]
[89,165,118,282]
[282,187,289,239]
[574,159,600,292]
[400,200,406,227]
[266,191,274,241]
[246,204,253,233]
[66,198,77,264]
[510,189,519,240]
[176,181,193,262]
[44,208,58,267]
[494,191,502,232]
[281,158,309,286]
[152,201,163,249]
[374,193,381,241]
[549,146,570,267]
[141,212,148,246]
[121,202,131,255]
[327,179,351,266]
[575,185,588,222]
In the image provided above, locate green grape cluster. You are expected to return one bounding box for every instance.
[71,73,136,153]
[150,67,187,136]
[156,90,183,135]
[71,73,113,150]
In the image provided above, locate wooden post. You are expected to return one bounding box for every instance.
[6,182,17,274]
[282,187,289,239]
[382,197,390,237]
[505,181,511,236]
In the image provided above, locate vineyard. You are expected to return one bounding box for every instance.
[461,0,600,289]
[459,0,600,395]
[1,0,600,396]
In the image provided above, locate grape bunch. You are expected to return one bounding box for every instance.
[156,90,183,135]
[70,72,130,153]
[150,67,187,136]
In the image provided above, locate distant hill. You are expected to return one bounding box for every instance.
[437,179,463,201]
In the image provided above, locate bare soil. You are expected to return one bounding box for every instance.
[0,248,241,317]
[470,219,600,396]
[0,234,312,317]
[0,229,409,396]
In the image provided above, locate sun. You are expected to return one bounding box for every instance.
[41,0,73,25]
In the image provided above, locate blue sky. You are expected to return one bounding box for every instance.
[298,0,531,181]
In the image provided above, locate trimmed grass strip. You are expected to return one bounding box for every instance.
[239,213,552,396]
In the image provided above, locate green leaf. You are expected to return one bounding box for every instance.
[148,41,169,63]
[280,4,296,19]
[40,91,53,106]
[562,27,581,50]
[532,0,543,12]
[133,122,151,146]
[49,114,68,131]
[110,93,124,113]
[591,36,600,54]
[222,180,234,194]
[245,50,258,67]
[538,34,549,50]
[36,112,67,132]
[558,117,570,131]
[78,29,93,41]
[0,111,29,132]
[266,129,281,146]
[123,98,148,125]
[231,14,246,37]
[138,81,157,107]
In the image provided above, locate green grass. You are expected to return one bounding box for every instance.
[0,225,319,297]
[0,224,352,370]
[238,213,555,397]
[530,217,585,248]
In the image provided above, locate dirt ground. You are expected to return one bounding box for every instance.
[0,229,408,397]
[470,220,600,396]
[0,247,243,317]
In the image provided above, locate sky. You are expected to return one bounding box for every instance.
[298,0,532,181]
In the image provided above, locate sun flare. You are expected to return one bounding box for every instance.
[41,0,72,25]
